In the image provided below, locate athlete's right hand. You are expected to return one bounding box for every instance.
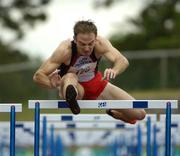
[49,70,61,88]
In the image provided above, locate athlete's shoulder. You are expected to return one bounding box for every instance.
[95,36,113,53]
[50,39,72,63]
[96,35,111,43]
[58,38,72,51]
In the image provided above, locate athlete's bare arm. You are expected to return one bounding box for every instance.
[33,40,71,88]
[95,36,129,80]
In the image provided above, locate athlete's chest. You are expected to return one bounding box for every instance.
[68,56,97,82]
[74,56,95,67]
[70,56,97,72]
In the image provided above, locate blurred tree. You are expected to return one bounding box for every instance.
[0,0,52,102]
[94,0,180,90]
[93,0,116,8]
[94,0,180,50]
[0,0,51,64]
[0,0,50,40]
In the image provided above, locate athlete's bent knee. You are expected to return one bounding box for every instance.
[62,73,78,80]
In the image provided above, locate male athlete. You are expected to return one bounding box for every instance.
[33,20,146,124]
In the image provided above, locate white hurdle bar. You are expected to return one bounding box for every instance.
[46,122,127,129]
[40,114,124,122]
[13,114,156,132]
[0,104,22,156]
[29,100,178,109]
[160,114,180,123]
[0,104,22,112]
[40,114,157,122]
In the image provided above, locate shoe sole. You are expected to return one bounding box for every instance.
[66,85,80,114]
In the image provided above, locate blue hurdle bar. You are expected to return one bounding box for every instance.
[28,100,178,156]
[0,104,22,156]
[55,135,63,156]
[153,124,157,156]
[10,106,15,156]
[34,102,40,156]
[137,124,142,156]
[50,125,55,156]
[165,102,171,156]
[146,116,151,156]
[42,117,47,156]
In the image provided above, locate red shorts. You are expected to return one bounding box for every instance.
[79,72,108,100]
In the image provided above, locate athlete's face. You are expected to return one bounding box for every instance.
[74,33,96,56]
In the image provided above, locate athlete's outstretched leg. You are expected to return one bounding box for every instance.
[60,73,84,114]
[98,83,146,124]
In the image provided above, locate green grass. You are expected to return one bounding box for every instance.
[130,88,180,99]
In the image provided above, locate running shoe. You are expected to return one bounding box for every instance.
[66,85,80,114]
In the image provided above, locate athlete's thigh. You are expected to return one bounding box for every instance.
[98,83,146,120]
[59,74,85,99]
[76,83,85,99]
[98,82,134,100]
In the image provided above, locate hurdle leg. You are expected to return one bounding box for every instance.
[146,116,151,156]
[153,124,157,156]
[172,135,176,156]
[42,116,47,156]
[165,102,171,156]
[10,106,15,156]
[55,135,63,156]
[137,124,142,156]
[50,125,55,156]
[0,142,5,156]
[34,102,40,156]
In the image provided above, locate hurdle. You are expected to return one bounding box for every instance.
[39,114,156,156]
[40,114,179,155]
[160,114,180,153]
[0,104,22,156]
[35,115,163,156]
[39,116,134,156]
[39,114,131,156]
[28,100,178,156]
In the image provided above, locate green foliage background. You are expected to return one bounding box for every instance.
[98,0,180,90]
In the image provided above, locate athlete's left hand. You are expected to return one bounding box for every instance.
[103,68,116,81]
